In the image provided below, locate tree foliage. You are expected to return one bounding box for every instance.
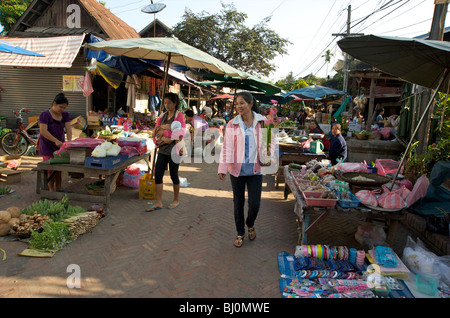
[172,3,290,78]
[0,0,33,34]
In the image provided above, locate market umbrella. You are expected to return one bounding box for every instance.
[337,34,450,190]
[86,37,247,113]
[284,85,347,99]
[211,93,235,100]
[197,72,281,96]
[337,34,450,92]
[0,39,45,56]
[85,37,246,78]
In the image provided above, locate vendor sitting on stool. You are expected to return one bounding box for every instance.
[329,124,347,165]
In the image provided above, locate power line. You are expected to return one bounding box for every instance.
[377,18,432,34]
[291,1,345,75]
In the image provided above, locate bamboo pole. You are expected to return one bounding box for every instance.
[389,68,450,190]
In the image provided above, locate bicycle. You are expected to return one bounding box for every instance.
[0,108,38,156]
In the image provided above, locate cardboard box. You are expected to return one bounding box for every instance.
[70,116,87,130]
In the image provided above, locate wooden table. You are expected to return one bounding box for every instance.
[36,153,151,211]
[283,166,405,245]
[276,143,328,188]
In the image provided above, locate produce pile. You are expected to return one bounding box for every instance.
[21,195,85,222]
[11,212,52,239]
[0,207,24,237]
[29,221,72,251]
[62,211,99,240]
[1,196,106,256]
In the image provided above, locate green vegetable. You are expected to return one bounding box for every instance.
[22,195,85,222]
[98,130,113,136]
[0,186,11,195]
[29,221,72,251]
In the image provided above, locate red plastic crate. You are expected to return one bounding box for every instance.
[302,191,338,207]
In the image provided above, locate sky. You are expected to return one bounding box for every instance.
[3,0,448,82]
[103,0,446,82]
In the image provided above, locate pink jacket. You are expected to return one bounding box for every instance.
[218,112,274,178]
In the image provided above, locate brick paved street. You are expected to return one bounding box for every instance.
[0,155,412,298]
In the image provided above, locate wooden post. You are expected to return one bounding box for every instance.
[160,53,172,113]
[366,78,376,130]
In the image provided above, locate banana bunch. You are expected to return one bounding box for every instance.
[22,195,85,222]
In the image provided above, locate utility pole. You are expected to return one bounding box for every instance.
[416,0,448,155]
[332,5,363,93]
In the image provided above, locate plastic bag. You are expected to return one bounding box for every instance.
[92,146,106,158]
[334,162,367,173]
[355,189,379,207]
[402,236,450,286]
[377,185,405,209]
[126,164,141,175]
[405,174,429,207]
[354,223,386,247]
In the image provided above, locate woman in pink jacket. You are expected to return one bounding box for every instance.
[218,92,271,248]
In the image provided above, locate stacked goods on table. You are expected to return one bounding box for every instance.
[0,195,105,257]
[278,243,415,298]
[288,160,344,208]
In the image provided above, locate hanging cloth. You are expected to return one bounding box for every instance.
[79,70,94,97]
[125,74,141,111]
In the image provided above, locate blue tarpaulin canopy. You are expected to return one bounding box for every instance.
[0,39,45,56]
[86,35,188,75]
[283,85,347,100]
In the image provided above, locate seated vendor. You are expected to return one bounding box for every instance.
[309,119,330,150]
[329,124,347,165]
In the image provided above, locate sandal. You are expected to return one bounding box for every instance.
[248,227,256,241]
[234,235,244,248]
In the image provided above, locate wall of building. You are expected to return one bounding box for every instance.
[0,52,88,128]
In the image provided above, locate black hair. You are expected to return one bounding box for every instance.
[185,109,194,117]
[310,119,324,133]
[164,92,180,110]
[53,93,69,105]
[235,91,259,113]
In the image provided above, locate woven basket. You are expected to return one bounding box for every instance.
[354,133,369,140]
[367,132,381,140]
[86,182,117,195]
[97,135,118,141]
[335,171,390,187]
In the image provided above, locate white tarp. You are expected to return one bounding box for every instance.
[0,34,85,68]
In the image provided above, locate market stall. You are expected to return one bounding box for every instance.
[282,158,422,246]
[278,157,450,298]
[35,136,153,211]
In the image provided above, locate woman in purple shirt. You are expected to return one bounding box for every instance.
[39,93,72,191]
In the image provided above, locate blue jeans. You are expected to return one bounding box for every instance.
[230,174,263,236]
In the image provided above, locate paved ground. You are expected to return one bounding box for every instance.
[0,155,414,298]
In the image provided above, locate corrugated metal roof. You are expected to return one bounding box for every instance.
[8,0,140,40]
[0,35,85,68]
[78,0,140,40]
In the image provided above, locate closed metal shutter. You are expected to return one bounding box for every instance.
[0,53,88,128]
